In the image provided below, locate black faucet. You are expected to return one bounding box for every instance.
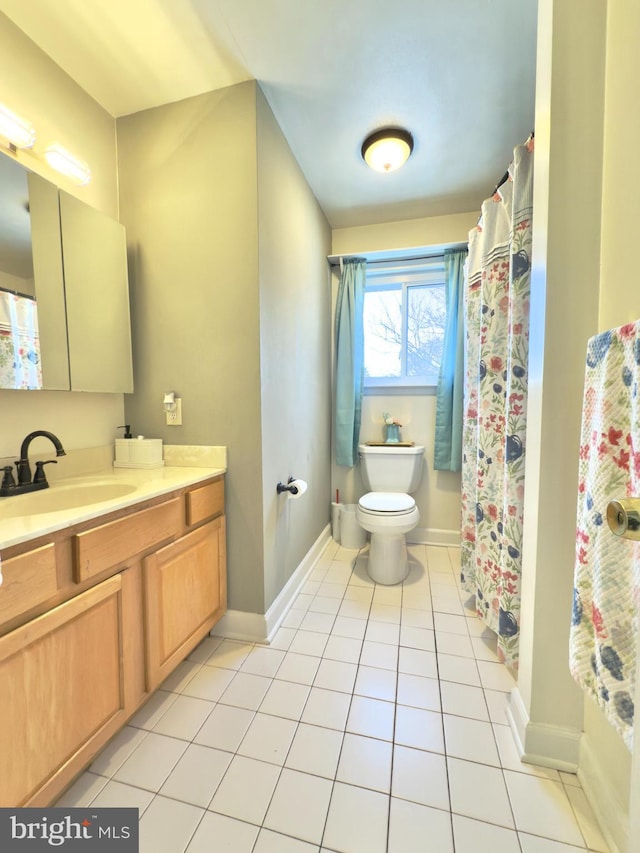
[12,430,66,492]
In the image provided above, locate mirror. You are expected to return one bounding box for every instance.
[0,151,133,393]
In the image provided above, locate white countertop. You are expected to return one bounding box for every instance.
[0,465,225,550]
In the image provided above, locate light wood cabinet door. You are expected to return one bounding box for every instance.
[144,517,226,690]
[0,575,127,806]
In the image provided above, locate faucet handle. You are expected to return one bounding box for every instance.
[1,466,16,490]
[34,460,57,484]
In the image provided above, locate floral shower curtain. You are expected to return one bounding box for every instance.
[460,139,534,671]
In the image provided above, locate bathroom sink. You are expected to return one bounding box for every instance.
[0,482,138,518]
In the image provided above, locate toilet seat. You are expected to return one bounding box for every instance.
[358,492,415,515]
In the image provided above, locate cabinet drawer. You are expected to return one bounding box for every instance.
[0,544,57,626]
[74,498,181,582]
[185,478,224,526]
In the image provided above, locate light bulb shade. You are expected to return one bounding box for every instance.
[45,143,92,185]
[0,103,36,149]
[361,128,413,173]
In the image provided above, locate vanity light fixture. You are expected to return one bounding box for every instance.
[361,127,414,173]
[44,143,92,186]
[0,103,36,150]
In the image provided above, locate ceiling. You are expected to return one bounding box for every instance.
[0,0,538,229]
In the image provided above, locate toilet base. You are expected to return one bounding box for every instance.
[367,532,409,585]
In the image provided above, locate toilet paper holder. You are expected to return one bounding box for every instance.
[277,476,301,495]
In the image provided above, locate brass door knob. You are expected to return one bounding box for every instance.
[607,499,640,540]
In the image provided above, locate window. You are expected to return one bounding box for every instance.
[363,257,446,388]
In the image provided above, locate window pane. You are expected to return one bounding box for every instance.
[406,284,446,376]
[363,287,401,377]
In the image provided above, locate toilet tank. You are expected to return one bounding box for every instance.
[358,444,425,493]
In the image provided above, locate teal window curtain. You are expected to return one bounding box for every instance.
[335,258,366,467]
[434,247,468,471]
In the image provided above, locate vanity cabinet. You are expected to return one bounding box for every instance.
[0,474,226,806]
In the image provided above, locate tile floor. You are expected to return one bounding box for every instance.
[56,541,610,853]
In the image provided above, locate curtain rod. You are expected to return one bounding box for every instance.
[491,129,535,196]
[328,248,466,269]
[0,285,36,301]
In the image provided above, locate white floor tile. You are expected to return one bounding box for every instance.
[300,611,335,633]
[254,828,320,852]
[318,581,349,599]
[471,634,500,661]
[436,631,475,658]
[503,770,584,846]
[152,694,216,741]
[443,714,500,765]
[267,627,297,650]
[396,672,441,711]
[331,616,368,640]
[354,665,397,702]
[485,689,511,724]
[395,704,444,753]
[440,681,489,721]
[347,694,395,741]
[113,732,188,791]
[323,634,363,663]
[160,660,202,693]
[437,653,481,687]
[369,603,401,624]
[128,690,178,731]
[398,647,437,678]
[314,658,358,693]
[181,664,236,702]
[285,722,343,778]
[263,768,333,845]
[518,834,587,852]
[400,624,436,651]
[303,580,321,596]
[400,589,432,611]
[259,679,310,720]
[373,585,403,606]
[139,795,203,853]
[159,743,232,807]
[360,639,399,671]
[339,599,372,620]
[343,584,374,603]
[466,615,495,638]
[186,812,259,853]
[565,785,609,852]
[365,620,400,645]
[209,754,281,825]
[237,712,298,765]
[282,609,305,629]
[219,672,272,710]
[240,646,286,677]
[323,782,389,853]
[207,639,254,670]
[193,703,254,752]
[388,797,454,853]
[336,732,393,793]
[309,595,341,615]
[294,593,315,612]
[90,726,148,777]
[301,687,351,730]
[452,813,521,853]
[434,613,469,635]
[477,659,517,691]
[276,652,321,685]
[187,635,224,663]
[289,630,329,657]
[448,757,515,829]
[54,771,109,807]
[90,779,155,815]
[400,607,434,630]
[391,744,449,810]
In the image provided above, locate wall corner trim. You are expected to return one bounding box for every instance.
[508,687,582,772]
[211,524,332,643]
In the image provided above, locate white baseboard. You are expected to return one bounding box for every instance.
[508,687,581,771]
[409,526,460,547]
[578,737,626,853]
[212,524,332,644]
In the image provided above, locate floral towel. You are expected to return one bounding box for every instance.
[570,322,640,750]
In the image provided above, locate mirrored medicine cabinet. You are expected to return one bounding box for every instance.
[0,151,133,393]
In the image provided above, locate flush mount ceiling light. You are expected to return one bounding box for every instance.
[45,143,92,186]
[361,127,414,173]
[0,103,36,149]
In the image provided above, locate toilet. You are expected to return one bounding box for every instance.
[356,443,424,585]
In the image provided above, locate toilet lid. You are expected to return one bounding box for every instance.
[359,492,415,512]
